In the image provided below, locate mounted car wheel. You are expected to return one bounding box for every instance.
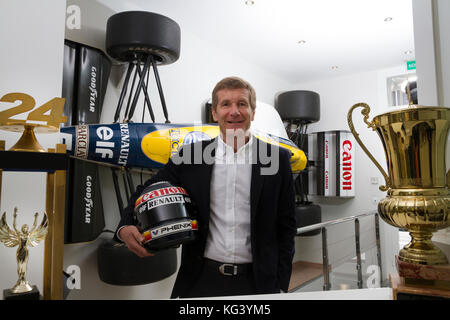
[106,11,181,64]
[276,90,320,123]
[295,203,322,237]
[97,239,178,286]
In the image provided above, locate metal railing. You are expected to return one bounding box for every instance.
[296,211,381,291]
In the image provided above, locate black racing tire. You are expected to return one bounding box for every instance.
[97,239,178,285]
[276,90,320,123]
[106,11,181,64]
[295,203,321,237]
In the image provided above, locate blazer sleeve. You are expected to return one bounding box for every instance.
[113,157,182,242]
[276,148,297,292]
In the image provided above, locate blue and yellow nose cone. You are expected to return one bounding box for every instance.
[252,130,307,172]
[141,126,220,165]
[61,123,307,172]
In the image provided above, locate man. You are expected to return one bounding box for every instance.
[115,76,296,298]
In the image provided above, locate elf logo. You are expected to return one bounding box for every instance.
[95,126,115,159]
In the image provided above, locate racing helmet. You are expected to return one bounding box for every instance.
[134,181,198,251]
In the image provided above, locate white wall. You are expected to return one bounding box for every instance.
[0,0,66,296]
[62,0,292,299]
[412,0,439,106]
[291,65,414,282]
[434,0,450,108]
[292,0,450,280]
[412,0,450,245]
[434,0,450,243]
[411,0,450,108]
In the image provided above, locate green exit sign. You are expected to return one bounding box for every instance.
[407,60,416,70]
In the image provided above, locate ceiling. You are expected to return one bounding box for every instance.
[99,0,415,83]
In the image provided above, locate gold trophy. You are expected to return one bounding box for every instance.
[348,104,449,266]
[0,207,48,299]
[0,92,66,152]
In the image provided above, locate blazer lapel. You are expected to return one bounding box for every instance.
[250,138,265,222]
[198,139,217,228]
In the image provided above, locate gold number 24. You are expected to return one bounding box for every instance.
[0,92,67,128]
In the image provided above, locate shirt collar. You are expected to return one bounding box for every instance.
[216,133,254,159]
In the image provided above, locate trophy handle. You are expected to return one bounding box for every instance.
[347,103,391,191]
[447,169,449,188]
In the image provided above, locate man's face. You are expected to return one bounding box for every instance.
[212,88,255,139]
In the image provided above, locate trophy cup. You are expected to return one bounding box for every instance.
[348,103,449,266]
[0,208,48,300]
[0,92,66,152]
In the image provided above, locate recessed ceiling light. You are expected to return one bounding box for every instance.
[384,17,393,22]
[331,66,339,70]
[297,40,306,44]
[245,0,254,5]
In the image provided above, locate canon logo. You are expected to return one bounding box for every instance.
[342,140,352,190]
[135,187,188,208]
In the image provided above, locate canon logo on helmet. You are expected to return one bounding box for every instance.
[135,186,188,208]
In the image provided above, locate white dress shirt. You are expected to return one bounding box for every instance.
[203,134,254,264]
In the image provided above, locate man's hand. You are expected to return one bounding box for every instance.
[119,225,154,258]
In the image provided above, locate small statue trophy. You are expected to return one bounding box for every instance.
[0,207,48,300]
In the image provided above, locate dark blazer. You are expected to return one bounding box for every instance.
[115,137,296,298]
